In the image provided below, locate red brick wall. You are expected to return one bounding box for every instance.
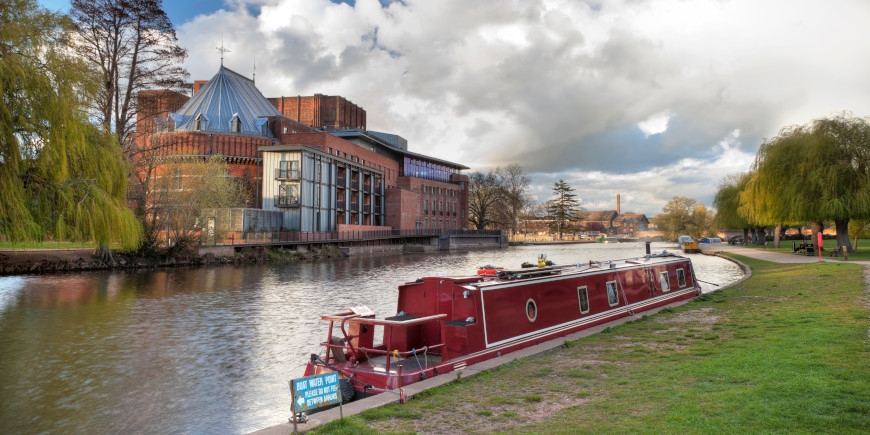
[389,175,469,230]
[269,94,366,130]
[385,188,419,229]
[193,80,209,94]
[136,90,189,141]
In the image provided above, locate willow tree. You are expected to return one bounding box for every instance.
[0,0,141,249]
[713,172,753,244]
[748,114,870,253]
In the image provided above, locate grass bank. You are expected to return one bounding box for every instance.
[761,238,870,261]
[315,254,870,434]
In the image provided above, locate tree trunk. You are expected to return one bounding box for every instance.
[773,223,782,248]
[742,228,749,245]
[758,227,767,246]
[834,219,854,253]
[810,221,824,250]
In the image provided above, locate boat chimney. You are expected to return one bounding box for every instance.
[617,193,621,215]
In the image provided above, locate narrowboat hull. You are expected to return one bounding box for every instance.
[304,253,702,401]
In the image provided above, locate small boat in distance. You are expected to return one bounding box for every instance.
[303,250,703,403]
[678,235,700,253]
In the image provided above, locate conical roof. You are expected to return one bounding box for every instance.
[170,66,280,137]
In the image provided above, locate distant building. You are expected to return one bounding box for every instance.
[613,213,650,235]
[576,210,618,233]
[135,65,469,234]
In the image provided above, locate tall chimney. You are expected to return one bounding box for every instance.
[617,193,621,215]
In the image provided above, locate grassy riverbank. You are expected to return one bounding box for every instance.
[762,238,870,261]
[315,254,870,434]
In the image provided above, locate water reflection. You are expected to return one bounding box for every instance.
[0,243,741,433]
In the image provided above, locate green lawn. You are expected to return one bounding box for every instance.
[314,254,870,434]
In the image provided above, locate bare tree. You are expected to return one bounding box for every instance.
[148,155,245,257]
[71,0,189,151]
[468,171,504,230]
[495,163,532,234]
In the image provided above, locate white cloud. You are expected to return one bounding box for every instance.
[177,0,870,216]
[638,111,671,137]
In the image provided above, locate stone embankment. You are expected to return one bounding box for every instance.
[0,247,342,276]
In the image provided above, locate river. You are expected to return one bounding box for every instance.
[0,242,741,434]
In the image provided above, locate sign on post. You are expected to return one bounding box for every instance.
[291,372,343,413]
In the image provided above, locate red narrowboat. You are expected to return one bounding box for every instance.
[304,252,702,401]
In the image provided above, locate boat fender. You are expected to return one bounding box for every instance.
[465,317,476,324]
[338,378,355,403]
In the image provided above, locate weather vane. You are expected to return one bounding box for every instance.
[216,34,230,66]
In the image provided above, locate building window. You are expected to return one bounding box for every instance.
[195,114,204,131]
[659,272,670,292]
[677,269,686,288]
[231,115,241,133]
[606,281,619,306]
[278,160,299,179]
[278,184,299,207]
[578,286,590,314]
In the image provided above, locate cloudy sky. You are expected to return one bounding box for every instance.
[42,0,870,216]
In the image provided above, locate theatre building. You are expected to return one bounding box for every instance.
[135,65,469,233]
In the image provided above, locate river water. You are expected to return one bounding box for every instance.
[0,242,741,434]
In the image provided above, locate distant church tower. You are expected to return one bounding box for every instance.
[617,194,621,215]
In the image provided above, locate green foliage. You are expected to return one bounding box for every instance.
[657,196,714,239]
[0,0,141,249]
[740,114,870,251]
[147,155,245,254]
[713,172,753,230]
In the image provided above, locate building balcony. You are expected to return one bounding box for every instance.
[336,203,345,211]
[364,183,371,191]
[275,169,301,180]
[337,176,346,186]
[276,196,300,208]
[351,202,359,210]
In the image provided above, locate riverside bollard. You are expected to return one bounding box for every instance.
[645,241,651,255]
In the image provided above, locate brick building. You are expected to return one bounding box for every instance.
[135,65,469,233]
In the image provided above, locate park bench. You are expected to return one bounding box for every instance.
[829,246,842,257]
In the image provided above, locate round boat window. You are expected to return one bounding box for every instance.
[526,299,537,322]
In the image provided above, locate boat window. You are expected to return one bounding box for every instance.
[578,286,590,314]
[660,272,670,292]
[606,281,619,306]
[677,269,686,287]
[526,299,537,322]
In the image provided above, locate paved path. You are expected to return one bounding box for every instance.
[701,242,870,265]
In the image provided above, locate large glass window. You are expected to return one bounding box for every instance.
[278,183,299,206]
